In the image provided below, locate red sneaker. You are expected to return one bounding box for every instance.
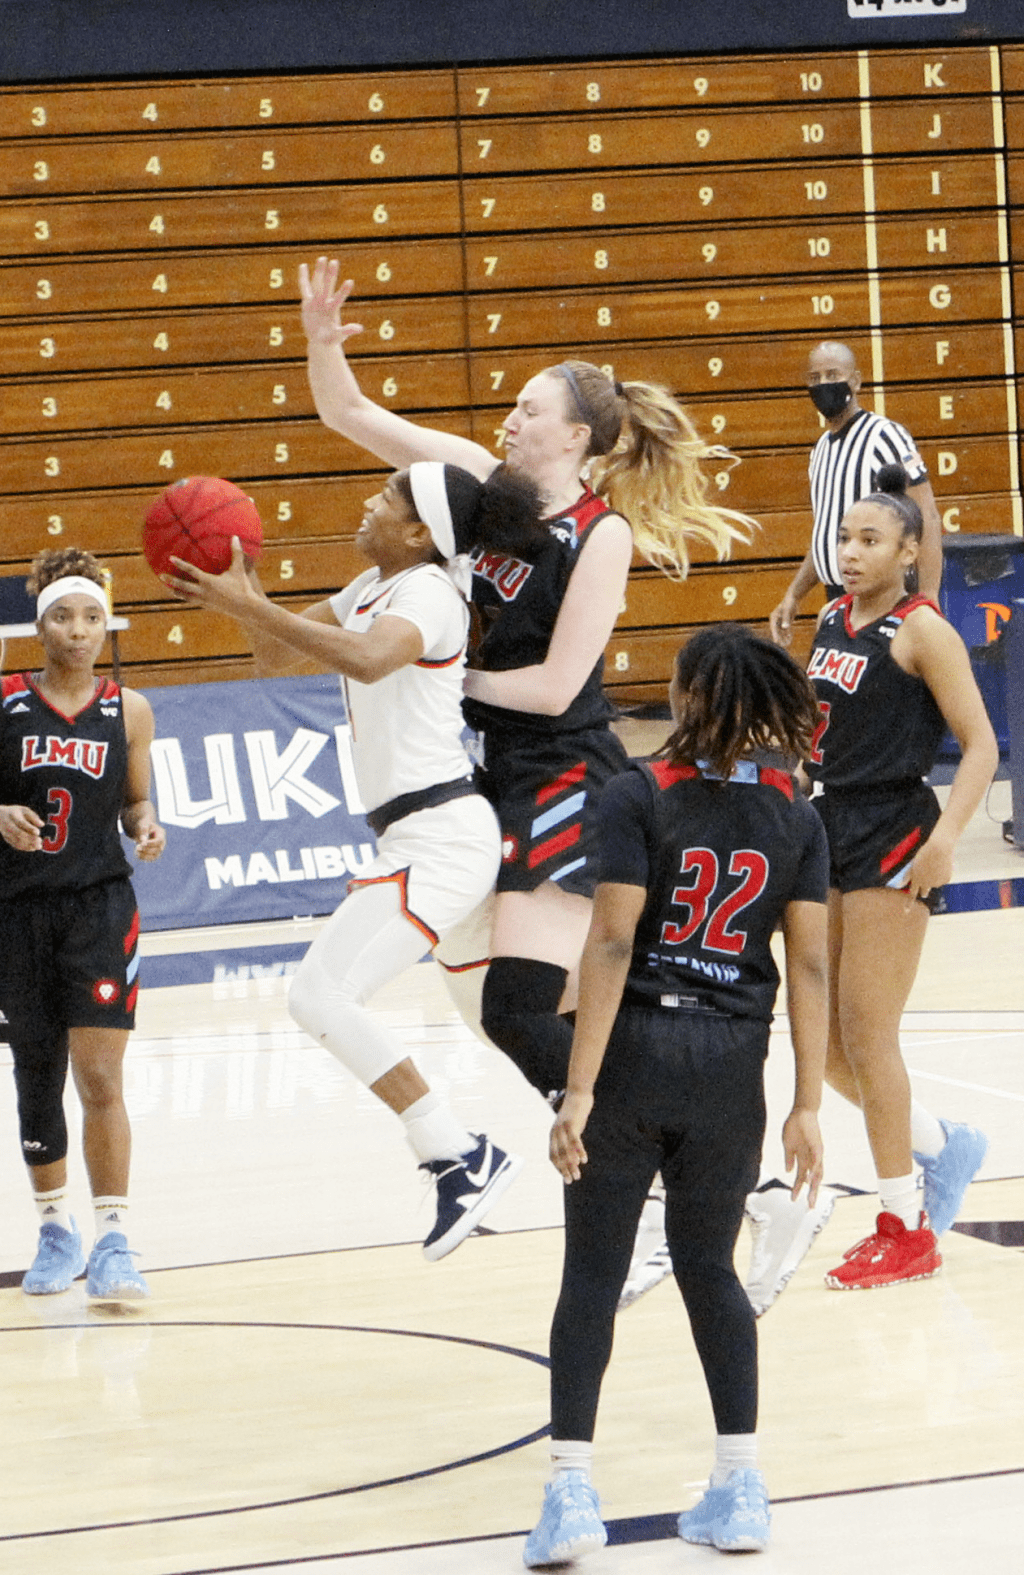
[825,1211,941,1290]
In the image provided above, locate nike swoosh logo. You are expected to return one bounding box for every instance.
[462,1142,494,1188]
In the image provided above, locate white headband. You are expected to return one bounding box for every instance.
[408,462,474,599]
[37,576,109,625]
[409,462,456,559]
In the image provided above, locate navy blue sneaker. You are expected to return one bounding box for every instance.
[420,1134,523,1262]
[23,1219,86,1295]
[914,1119,988,1236]
[524,1470,607,1567]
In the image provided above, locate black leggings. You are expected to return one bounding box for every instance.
[550,1006,767,1441]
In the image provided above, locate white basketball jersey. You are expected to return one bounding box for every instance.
[330,564,473,812]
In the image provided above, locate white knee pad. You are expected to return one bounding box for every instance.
[289,882,432,1088]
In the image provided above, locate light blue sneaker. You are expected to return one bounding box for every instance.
[524,1470,607,1568]
[678,1467,771,1552]
[22,1218,86,1294]
[86,1231,150,1300]
[914,1118,988,1236]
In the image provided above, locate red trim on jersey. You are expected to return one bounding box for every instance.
[24,673,115,725]
[648,760,700,790]
[759,766,795,800]
[527,822,582,869]
[841,591,942,642]
[346,864,439,946]
[124,907,140,956]
[2,674,30,700]
[416,650,462,669]
[536,760,587,805]
[880,825,923,875]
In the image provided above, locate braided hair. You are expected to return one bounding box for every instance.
[662,623,819,783]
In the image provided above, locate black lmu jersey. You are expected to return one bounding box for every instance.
[0,674,132,896]
[806,593,947,790]
[598,760,829,1022]
[464,483,618,737]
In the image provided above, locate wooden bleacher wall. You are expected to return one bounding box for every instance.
[2,8,1023,705]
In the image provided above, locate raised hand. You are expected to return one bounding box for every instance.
[299,256,365,348]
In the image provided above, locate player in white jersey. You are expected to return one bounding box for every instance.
[167,462,545,1259]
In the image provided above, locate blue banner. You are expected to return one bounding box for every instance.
[132,673,375,930]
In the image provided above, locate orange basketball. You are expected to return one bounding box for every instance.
[143,476,263,578]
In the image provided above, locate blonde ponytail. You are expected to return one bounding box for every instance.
[589,380,757,579]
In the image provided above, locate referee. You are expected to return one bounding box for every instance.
[769,340,943,646]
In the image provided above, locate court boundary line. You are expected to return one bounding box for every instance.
[60,1462,1024,1574]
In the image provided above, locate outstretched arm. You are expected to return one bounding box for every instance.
[462,514,633,716]
[165,539,424,683]
[301,257,500,478]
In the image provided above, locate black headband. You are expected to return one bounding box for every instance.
[557,363,623,426]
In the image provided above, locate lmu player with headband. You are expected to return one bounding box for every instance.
[0,548,165,1299]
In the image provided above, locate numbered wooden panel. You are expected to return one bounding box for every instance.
[0,233,463,319]
[456,156,1004,236]
[0,192,471,259]
[1,44,1021,698]
[0,301,466,378]
[2,354,470,437]
[0,476,396,561]
[0,124,458,197]
[0,414,476,495]
[460,270,1005,355]
[0,74,456,138]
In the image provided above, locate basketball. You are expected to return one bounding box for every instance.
[142,476,263,578]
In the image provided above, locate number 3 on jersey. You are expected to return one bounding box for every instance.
[661,847,769,956]
[42,785,72,852]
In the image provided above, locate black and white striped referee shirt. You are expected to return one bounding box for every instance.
[809,408,928,588]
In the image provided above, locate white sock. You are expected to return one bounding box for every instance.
[549,1440,593,1480]
[34,1186,73,1234]
[93,1196,130,1239]
[910,1101,945,1159]
[878,1174,920,1229]
[711,1434,759,1487]
[400,1092,475,1163]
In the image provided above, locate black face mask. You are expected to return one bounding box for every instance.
[809,381,853,420]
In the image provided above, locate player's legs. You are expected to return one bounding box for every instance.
[10,1032,87,1295]
[69,1025,131,1196]
[827,886,928,1180]
[289,800,520,1257]
[66,1025,149,1298]
[433,891,494,1044]
[822,886,946,1289]
[481,883,591,1100]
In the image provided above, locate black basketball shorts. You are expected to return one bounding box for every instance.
[814,782,943,912]
[475,723,629,897]
[0,878,140,1038]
